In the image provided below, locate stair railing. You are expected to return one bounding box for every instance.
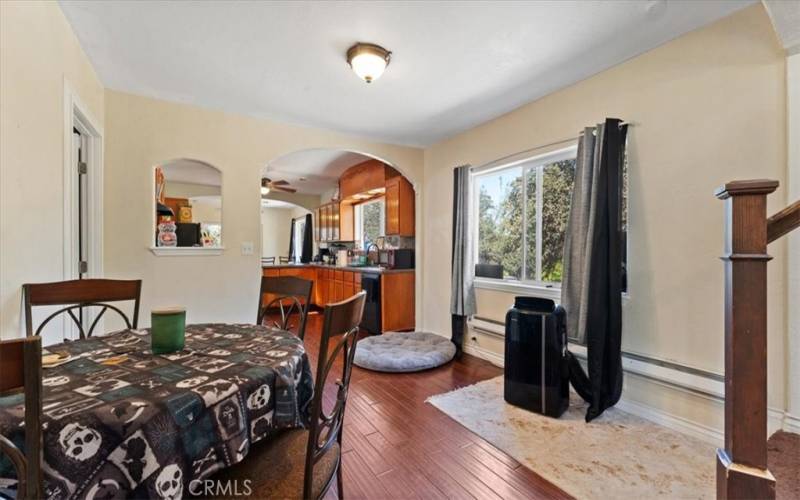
[714,179,800,499]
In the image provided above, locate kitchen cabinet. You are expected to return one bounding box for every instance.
[381,272,415,331]
[385,175,414,237]
[262,265,413,332]
[315,201,352,242]
[339,160,390,199]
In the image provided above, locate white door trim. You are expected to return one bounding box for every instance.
[62,81,104,340]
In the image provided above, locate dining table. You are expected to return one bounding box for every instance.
[0,323,314,500]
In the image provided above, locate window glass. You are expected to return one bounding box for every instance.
[356,198,385,249]
[473,147,626,289]
[540,159,576,283]
[524,166,537,281]
[476,166,523,280]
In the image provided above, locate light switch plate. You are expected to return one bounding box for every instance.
[241,241,254,255]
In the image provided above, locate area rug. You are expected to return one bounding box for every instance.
[768,430,800,500]
[427,376,715,499]
[354,331,455,372]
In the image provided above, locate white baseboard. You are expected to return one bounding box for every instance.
[615,397,723,446]
[781,412,800,434]
[463,342,505,367]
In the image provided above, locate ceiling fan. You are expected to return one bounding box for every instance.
[261,177,296,195]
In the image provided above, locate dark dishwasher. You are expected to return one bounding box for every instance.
[360,273,381,334]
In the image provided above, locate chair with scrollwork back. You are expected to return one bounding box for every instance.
[23,279,142,339]
[0,336,43,499]
[215,291,365,499]
[257,276,313,340]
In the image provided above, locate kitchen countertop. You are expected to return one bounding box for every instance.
[262,263,414,274]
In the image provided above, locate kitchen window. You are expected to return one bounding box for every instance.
[355,197,385,249]
[472,146,628,290]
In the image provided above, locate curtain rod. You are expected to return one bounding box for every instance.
[470,121,629,173]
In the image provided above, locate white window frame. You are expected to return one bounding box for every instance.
[471,146,578,293]
[354,197,385,249]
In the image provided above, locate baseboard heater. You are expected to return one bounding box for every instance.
[467,316,724,398]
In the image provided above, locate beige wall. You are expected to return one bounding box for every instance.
[261,207,294,258]
[165,181,221,199]
[0,1,105,339]
[422,5,788,410]
[189,198,221,225]
[103,90,424,328]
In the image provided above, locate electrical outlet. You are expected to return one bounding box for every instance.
[241,241,254,255]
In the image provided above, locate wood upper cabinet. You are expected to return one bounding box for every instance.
[315,201,352,242]
[385,175,415,237]
[340,160,388,199]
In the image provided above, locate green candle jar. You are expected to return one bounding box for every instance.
[151,307,186,354]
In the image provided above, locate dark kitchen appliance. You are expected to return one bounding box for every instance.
[377,249,414,269]
[176,222,201,247]
[504,297,569,418]
[360,273,381,334]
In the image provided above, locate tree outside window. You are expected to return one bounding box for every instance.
[475,146,627,289]
[476,148,577,285]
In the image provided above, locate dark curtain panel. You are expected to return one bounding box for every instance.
[451,165,476,357]
[288,218,296,261]
[561,117,628,422]
[301,214,313,263]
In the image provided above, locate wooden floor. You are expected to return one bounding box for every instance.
[299,313,569,500]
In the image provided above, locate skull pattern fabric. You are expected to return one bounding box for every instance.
[0,323,313,500]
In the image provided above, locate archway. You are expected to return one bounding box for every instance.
[153,158,223,251]
[260,198,312,263]
[259,147,421,329]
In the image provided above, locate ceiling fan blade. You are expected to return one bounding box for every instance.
[272,185,297,193]
[271,179,290,186]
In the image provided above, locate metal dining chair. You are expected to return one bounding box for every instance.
[23,279,142,339]
[217,291,366,499]
[257,276,313,340]
[0,336,43,499]
[262,256,276,266]
[279,256,291,264]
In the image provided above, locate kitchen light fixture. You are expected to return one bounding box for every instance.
[347,43,391,83]
[260,185,270,195]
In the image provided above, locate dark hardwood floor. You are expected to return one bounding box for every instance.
[297,312,569,500]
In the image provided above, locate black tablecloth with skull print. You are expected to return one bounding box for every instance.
[0,323,314,499]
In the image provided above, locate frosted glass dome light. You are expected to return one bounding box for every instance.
[347,43,391,83]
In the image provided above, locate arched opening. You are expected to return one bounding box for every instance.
[260,199,312,264]
[259,148,419,333]
[153,158,223,250]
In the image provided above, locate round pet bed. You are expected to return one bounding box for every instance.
[354,331,456,373]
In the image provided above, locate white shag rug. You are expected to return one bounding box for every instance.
[427,376,715,500]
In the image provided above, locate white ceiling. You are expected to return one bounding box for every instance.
[763,0,800,51]
[60,0,754,146]
[265,149,372,194]
[162,159,221,186]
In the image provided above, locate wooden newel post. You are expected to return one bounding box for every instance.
[714,180,778,500]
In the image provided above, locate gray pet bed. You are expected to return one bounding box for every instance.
[354,331,456,372]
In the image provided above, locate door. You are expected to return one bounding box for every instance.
[73,128,89,279]
[68,128,91,339]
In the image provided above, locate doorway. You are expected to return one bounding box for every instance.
[61,84,104,340]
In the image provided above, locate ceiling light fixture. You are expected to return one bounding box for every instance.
[347,42,391,83]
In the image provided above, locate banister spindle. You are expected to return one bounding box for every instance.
[714,179,778,500]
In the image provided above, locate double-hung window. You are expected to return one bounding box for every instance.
[473,147,577,287]
[473,145,628,290]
